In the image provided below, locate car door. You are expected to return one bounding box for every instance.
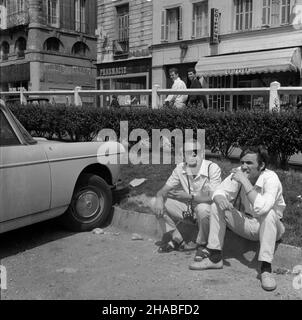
[0,109,51,223]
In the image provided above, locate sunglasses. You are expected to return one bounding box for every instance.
[184,149,200,155]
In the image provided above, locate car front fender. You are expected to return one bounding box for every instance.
[42,141,124,209]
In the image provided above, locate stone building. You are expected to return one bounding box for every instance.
[152,0,302,111]
[96,0,152,107]
[0,0,97,104]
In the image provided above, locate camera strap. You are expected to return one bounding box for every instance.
[183,162,214,221]
[185,172,194,216]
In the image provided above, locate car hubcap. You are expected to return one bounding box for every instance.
[75,190,104,219]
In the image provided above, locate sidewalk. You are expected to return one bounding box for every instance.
[111,206,302,272]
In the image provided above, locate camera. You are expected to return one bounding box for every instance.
[182,208,196,224]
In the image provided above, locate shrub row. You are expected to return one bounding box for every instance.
[10,103,302,169]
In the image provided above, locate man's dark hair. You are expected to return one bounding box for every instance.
[169,67,179,75]
[187,68,196,74]
[240,145,269,170]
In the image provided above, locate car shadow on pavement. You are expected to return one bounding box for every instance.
[0,219,76,260]
[0,189,130,260]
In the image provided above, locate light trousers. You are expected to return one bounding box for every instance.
[207,203,285,263]
[157,198,211,244]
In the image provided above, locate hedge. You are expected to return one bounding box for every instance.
[9,103,302,169]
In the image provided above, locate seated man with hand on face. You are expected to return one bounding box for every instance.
[189,145,286,292]
[151,139,221,260]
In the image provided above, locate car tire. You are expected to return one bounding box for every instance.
[61,174,112,232]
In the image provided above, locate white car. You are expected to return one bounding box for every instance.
[0,100,124,234]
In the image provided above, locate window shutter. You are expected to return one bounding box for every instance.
[192,5,196,38]
[178,6,183,40]
[161,10,167,41]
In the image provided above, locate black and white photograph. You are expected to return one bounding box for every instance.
[0,0,302,307]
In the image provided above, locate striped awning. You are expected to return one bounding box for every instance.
[195,47,301,77]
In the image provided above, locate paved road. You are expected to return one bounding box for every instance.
[0,220,301,300]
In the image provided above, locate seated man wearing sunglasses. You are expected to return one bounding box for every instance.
[151,139,221,259]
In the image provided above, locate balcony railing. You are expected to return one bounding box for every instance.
[113,40,129,57]
[7,11,29,28]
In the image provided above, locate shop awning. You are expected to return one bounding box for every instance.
[195,47,301,77]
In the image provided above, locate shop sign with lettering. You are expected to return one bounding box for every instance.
[99,67,127,77]
[210,8,220,45]
[225,68,250,75]
[44,64,94,75]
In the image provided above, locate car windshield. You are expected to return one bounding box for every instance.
[8,108,37,145]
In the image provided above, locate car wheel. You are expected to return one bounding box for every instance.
[62,174,112,231]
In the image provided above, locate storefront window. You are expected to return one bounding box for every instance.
[8,81,28,92]
[209,72,300,112]
[233,78,252,110]
[102,79,111,108]
[113,77,147,106]
[209,76,231,112]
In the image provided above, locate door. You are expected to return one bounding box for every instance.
[0,109,51,223]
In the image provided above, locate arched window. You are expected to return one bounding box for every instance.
[0,41,9,61]
[43,37,63,52]
[71,41,90,56]
[15,37,26,58]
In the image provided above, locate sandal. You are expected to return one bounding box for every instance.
[158,240,184,253]
[194,245,210,262]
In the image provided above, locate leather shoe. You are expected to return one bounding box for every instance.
[261,272,277,291]
[189,257,223,270]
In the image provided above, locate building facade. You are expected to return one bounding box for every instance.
[0,0,97,105]
[96,0,152,107]
[152,0,302,111]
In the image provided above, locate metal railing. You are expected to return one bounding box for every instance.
[113,40,129,57]
[0,81,300,110]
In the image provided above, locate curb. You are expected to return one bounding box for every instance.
[111,206,302,271]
